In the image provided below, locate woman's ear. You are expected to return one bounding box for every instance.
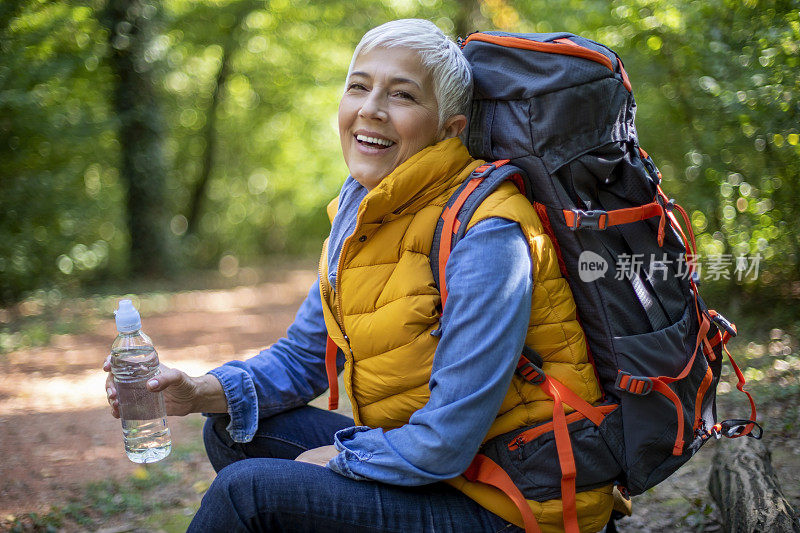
[439,114,468,141]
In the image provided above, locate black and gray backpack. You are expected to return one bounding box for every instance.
[430,31,761,533]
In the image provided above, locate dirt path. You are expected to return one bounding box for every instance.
[0,266,318,518]
[1,264,797,531]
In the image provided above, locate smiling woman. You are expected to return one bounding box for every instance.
[105,18,612,533]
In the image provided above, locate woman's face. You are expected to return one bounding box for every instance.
[338,46,464,190]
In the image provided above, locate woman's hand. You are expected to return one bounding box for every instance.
[295,445,339,467]
[104,358,228,417]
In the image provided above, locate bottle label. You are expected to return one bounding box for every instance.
[117,380,166,420]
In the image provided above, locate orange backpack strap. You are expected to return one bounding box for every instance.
[325,335,339,410]
[434,160,515,307]
[518,349,608,428]
[463,454,543,533]
[438,177,483,305]
[540,376,581,533]
[512,355,608,532]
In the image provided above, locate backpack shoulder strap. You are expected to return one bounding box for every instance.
[430,160,525,305]
[431,159,614,533]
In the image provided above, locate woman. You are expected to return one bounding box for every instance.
[105,19,613,532]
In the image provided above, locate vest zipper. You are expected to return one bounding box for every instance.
[391,160,475,215]
[334,246,347,339]
[324,199,371,349]
[319,239,350,348]
[334,217,365,343]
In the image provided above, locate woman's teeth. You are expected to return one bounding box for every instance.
[356,134,394,148]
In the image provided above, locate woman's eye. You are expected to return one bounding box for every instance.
[348,83,367,92]
[393,91,415,101]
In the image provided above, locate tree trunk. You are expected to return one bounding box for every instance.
[185,6,248,236]
[104,0,172,277]
[708,437,800,532]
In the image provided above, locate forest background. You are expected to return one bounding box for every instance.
[2,0,799,332]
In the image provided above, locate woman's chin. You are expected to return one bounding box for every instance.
[351,171,388,191]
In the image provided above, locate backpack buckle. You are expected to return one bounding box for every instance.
[471,159,510,179]
[710,312,737,338]
[702,419,763,441]
[517,361,546,385]
[615,371,653,395]
[567,209,608,230]
[719,419,763,439]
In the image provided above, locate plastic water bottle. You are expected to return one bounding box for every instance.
[110,299,171,463]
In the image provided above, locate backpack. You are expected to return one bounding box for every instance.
[430,31,762,533]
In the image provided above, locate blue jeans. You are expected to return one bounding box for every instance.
[188,406,521,532]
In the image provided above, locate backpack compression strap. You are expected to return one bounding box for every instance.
[463,455,543,533]
[561,147,672,245]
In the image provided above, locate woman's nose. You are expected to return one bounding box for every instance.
[358,93,388,121]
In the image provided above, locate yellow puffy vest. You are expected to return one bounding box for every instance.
[318,138,613,532]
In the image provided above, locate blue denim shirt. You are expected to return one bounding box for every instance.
[209,176,532,485]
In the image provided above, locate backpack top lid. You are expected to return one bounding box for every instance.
[462,32,630,99]
[461,32,637,174]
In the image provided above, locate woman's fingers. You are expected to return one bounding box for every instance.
[106,385,120,418]
[104,356,120,418]
[106,361,198,417]
[144,365,198,416]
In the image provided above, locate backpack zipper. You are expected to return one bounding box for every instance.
[507,403,618,450]
[693,365,714,431]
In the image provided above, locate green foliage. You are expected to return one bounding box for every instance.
[1,1,125,303]
[1,0,799,317]
[619,0,800,289]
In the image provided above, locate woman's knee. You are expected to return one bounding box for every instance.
[194,459,292,532]
[190,460,261,532]
[203,415,240,473]
[207,459,256,500]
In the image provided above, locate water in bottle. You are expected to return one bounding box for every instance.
[110,299,171,463]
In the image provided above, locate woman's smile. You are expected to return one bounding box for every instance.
[353,130,397,156]
[355,132,395,149]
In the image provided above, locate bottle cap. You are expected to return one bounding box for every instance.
[114,299,142,333]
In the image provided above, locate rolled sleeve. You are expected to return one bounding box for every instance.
[206,278,332,443]
[208,364,259,442]
[327,426,373,480]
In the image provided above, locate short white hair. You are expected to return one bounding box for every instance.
[346,19,472,127]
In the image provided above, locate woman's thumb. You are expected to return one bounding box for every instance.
[147,367,183,391]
